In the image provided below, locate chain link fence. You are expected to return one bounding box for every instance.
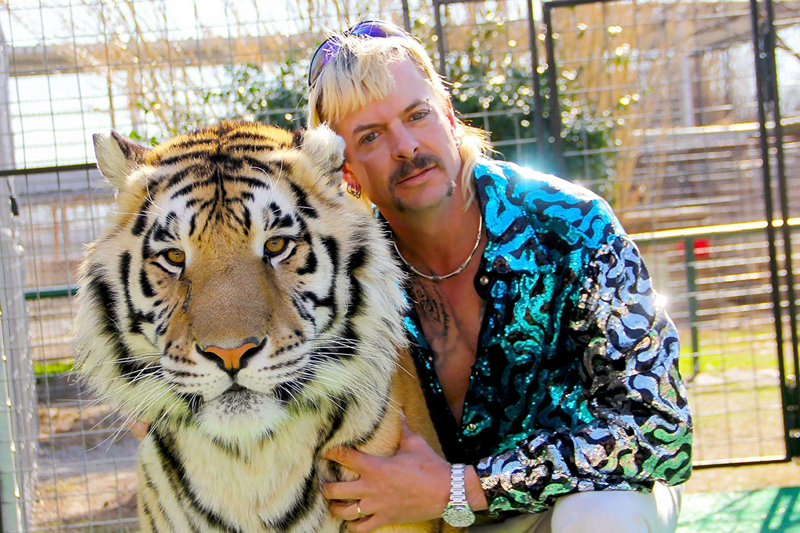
[0,0,798,530]
[540,0,800,467]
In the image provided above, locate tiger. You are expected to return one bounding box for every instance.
[74,121,458,533]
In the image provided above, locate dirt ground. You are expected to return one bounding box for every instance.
[33,403,139,531]
[28,385,800,531]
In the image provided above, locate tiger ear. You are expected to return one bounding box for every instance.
[92,131,150,191]
[297,125,346,188]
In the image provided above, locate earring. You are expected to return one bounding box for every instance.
[346,181,362,199]
[452,127,462,149]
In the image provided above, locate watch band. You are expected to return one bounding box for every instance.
[448,463,468,505]
[442,463,475,527]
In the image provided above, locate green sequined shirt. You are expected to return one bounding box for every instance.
[403,159,693,514]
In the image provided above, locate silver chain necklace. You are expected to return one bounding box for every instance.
[394,215,483,282]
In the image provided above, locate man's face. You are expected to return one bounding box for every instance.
[335,59,462,216]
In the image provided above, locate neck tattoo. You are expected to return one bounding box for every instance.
[394,215,483,282]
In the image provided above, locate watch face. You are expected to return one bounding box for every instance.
[443,505,476,527]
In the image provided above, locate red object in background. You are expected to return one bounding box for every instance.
[676,238,711,260]
[693,238,711,259]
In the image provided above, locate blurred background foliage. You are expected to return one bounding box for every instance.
[130,16,617,200]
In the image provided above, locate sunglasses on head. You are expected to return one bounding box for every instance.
[307,20,412,87]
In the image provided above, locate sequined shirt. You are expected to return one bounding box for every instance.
[402,159,693,514]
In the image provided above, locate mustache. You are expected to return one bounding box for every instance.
[389,155,445,186]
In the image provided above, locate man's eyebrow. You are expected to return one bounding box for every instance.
[402,98,428,115]
[351,99,429,135]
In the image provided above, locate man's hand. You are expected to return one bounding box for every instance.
[129,420,150,440]
[126,417,150,441]
[323,421,451,532]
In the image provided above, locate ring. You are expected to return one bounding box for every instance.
[356,502,366,519]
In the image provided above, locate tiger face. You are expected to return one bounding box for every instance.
[75,122,407,446]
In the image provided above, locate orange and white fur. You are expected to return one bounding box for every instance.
[75,122,456,532]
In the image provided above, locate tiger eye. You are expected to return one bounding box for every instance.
[265,237,287,255]
[164,249,186,266]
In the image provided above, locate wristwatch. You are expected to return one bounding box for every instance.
[441,463,476,527]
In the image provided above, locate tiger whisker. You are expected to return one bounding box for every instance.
[312,336,405,354]
[298,365,390,403]
[308,350,409,377]
[310,368,394,402]
[109,384,171,424]
[148,398,185,436]
[97,388,173,449]
[296,381,348,412]
[103,362,165,384]
[88,399,145,433]
[98,394,165,450]
[86,354,163,367]
[278,381,304,406]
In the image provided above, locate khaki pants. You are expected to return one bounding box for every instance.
[470,483,683,533]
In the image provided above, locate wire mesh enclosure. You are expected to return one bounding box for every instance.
[0,0,797,530]
[541,0,800,467]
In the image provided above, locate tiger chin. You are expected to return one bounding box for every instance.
[74,122,460,533]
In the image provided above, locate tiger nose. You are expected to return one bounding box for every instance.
[201,342,260,373]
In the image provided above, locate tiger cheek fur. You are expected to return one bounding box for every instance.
[75,122,458,533]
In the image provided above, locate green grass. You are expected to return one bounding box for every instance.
[675,324,787,465]
[34,359,74,376]
[687,384,785,463]
[679,487,800,533]
[677,325,780,379]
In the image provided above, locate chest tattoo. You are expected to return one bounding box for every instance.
[409,281,451,337]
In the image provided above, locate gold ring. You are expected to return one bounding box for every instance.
[356,502,366,519]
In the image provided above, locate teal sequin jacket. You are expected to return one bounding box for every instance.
[403,159,693,514]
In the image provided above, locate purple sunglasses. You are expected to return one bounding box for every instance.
[307,20,412,87]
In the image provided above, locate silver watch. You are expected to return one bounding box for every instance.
[442,463,476,527]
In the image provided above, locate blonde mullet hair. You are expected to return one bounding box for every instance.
[307,32,490,208]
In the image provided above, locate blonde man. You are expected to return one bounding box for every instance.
[309,21,692,533]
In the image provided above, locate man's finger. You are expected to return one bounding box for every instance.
[399,413,414,438]
[327,500,363,521]
[397,416,424,452]
[128,419,150,441]
[324,446,372,471]
[322,480,363,501]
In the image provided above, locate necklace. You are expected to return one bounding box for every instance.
[394,215,483,282]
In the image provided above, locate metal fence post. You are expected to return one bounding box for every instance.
[761,0,800,459]
[0,24,36,533]
[433,0,447,79]
[683,237,701,380]
[750,0,798,461]
[542,2,568,178]
[401,0,411,33]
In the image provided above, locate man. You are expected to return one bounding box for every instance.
[311,20,692,533]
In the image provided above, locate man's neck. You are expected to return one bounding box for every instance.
[386,196,483,279]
